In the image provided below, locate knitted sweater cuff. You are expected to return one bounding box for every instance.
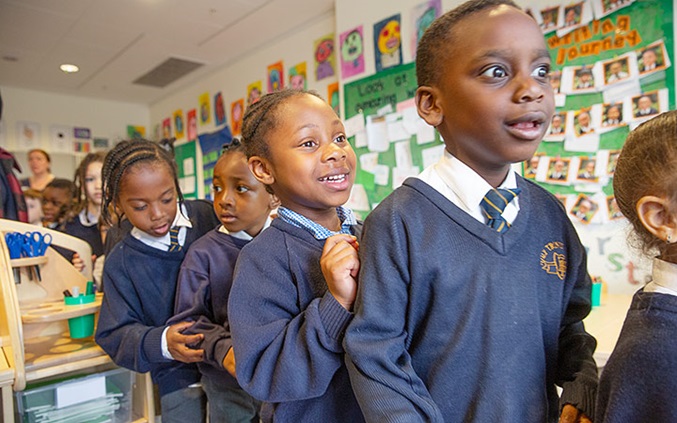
[142,326,168,363]
[318,291,353,342]
[560,380,597,419]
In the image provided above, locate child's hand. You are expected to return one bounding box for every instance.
[166,321,204,363]
[559,404,592,423]
[222,347,237,378]
[71,253,84,271]
[320,234,360,311]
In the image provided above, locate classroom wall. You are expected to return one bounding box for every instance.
[0,86,149,179]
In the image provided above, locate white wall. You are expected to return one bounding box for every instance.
[0,86,149,179]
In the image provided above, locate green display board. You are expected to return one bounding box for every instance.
[173,140,198,200]
[344,0,674,215]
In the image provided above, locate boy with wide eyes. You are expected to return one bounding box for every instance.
[344,1,598,422]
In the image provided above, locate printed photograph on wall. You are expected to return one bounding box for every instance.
[247,81,263,106]
[162,118,171,139]
[267,61,284,93]
[637,40,670,75]
[314,34,336,81]
[199,92,211,125]
[214,92,226,126]
[410,0,441,57]
[340,26,365,79]
[50,124,73,153]
[231,99,245,136]
[17,121,39,149]
[373,14,402,72]
[289,62,307,90]
[186,109,197,141]
[173,109,184,139]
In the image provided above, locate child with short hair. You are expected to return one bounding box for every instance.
[41,178,75,228]
[595,110,677,422]
[23,188,43,225]
[95,139,219,423]
[227,90,363,422]
[344,1,598,422]
[171,139,278,422]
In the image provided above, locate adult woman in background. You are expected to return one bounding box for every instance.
[20,149,55,192]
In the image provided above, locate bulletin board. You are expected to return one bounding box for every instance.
[174,140,198,200]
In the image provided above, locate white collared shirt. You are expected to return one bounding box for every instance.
[131,202,192,251]
[643,258,677,297]
[217,215,273,240]
[78,209,99,227]
[417,150,520,225]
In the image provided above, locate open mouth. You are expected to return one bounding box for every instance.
[318,174,347,183]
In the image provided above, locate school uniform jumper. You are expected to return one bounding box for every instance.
[95,200,219,397]
[171,228,260,421]
[228,217,365,423]
[58,211,104,262]
[595,260,677,422]
[344,177,598,423]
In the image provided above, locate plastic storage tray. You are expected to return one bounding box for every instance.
[15,367,132,423]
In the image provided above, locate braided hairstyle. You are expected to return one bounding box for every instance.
[613,110,677,256]
[101,139,183,226]
[416,0,520,88]
[71,151,106,221]
[241,89,324,160]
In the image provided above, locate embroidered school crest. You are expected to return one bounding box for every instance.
[540,241,567,280]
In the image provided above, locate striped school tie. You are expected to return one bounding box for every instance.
[480,188,521,233]
[168,227,182,252]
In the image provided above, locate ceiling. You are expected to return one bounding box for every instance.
[0,0,334,105]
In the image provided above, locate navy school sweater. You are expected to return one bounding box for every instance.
[95,200,219,396]
[344,177,598,423]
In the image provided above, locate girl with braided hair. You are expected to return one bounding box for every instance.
[95,139,218,422]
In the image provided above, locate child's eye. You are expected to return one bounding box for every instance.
[236,185,250,193]
[334,135,347,144]
[84,177,95,183]
[133,205,147,211]
[300,140,317,148]
[212,185,223,193]
[481,65,508,78]
[161,198,173,204]
[533,65,551,79]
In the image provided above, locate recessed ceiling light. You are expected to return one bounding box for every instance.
[60,64,79,73]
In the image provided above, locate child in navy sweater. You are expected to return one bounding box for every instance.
[344,1,598,422]
[227,90,363,422]
[171,139,278,422]
[95,139,219,422]
[595,110,677,422]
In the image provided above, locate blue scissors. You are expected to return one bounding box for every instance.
[5,233,26,283]
[23,231,52,257]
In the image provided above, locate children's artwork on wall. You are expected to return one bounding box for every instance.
[289,62,307,90]
[570,193,599,224]
[538,5,560,33]
[557,1,594,36]
[230,99,244,136]
[592,0,636,19]
[173,109,184,139]
[314,34,335,81]
[214,92,226,126]
[198,125,232,201]
[73,141,90,153]
[247,81,262,106]
[73,127,91,140]
[126,125,145,139]
[327,82,340,117]
[17,121,39,149]
[373,14,402,72]
[92,138,109,152]
[186,109,197,141]
[410,0,441,57]
[50,124,72,153]
[267,61,284,93]
[162,118,171,139]
[199,92,211,125]
[339,26,365,79]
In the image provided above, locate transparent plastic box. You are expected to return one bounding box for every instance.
[15,367,133,423]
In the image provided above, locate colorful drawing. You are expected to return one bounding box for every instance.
[374,14,402,72]
[214,92,226,126]
[411,0,441,57]
[199,92,211,125]
[231,99,245,136]
[268,61,284,93]
[127,125,145,139]
[247,81,263,106]
[314,34,336,81]
[289,62,307,90]
[162,118,171,139]
[328,82,340,117]
[186,109,197,141]
[340,26,365,79]
[173,109,184,139]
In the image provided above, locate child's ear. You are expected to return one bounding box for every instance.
[249,156,275,186]
[637,195,677,242]
[269,193,281,210]
[415,85,444,127]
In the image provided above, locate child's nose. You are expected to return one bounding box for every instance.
[323,142,347,161]
[514,75,546,103]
